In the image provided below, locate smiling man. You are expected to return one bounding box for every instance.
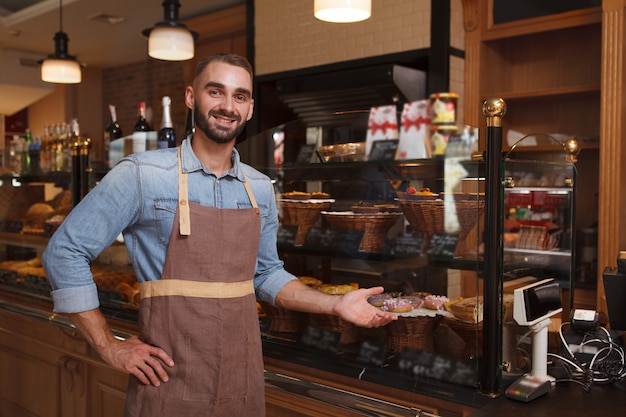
[42,53,396,417]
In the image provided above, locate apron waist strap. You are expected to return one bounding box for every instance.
[140,279,254,299]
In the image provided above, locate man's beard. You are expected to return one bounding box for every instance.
[194,104,247,144]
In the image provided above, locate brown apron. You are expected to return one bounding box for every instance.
[125,147,264,417]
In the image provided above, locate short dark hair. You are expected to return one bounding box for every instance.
[194,53,254,81]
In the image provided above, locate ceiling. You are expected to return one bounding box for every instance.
[0,0,245,69]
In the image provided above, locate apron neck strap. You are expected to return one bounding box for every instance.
[177,147,191,236]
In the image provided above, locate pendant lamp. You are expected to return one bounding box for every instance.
[314,0,371,23]
[41,0,82,84]
[142,0,199,61]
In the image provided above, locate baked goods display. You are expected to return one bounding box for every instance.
[397,187,439,201]
[3,190,72,236]
[423,294,450,310]
[310,192,331,199]
[367,293,392,307]
[396,186,485,256]
[282,191,312,200]
[297,276,322,287]
[445,296,484,323]
[322,210,403,253]
[279,194,333,246]
[317,282,358,295]
[382,297,414,313]
[0,256,140,307]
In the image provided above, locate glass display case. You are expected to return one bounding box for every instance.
[502,134,577,307]
[240,111,491,403]
[0,109,579,410]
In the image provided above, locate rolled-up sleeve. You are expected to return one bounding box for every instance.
[43,160,140,313]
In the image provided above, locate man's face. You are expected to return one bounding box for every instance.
[189,61,254,144]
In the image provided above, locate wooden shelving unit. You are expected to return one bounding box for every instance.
[461,0,625,315]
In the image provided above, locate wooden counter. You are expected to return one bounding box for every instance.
[0,290,489,417]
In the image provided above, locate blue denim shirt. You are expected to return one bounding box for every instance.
[42,138,296,314]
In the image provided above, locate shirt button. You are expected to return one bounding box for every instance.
[180,199,187,205]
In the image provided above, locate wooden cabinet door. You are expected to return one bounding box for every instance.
[86,362,129,417]
[0,309,64,417]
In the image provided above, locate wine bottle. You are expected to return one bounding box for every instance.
[157,96,177,149]
[132,101,151,153]
[133,101,151,132]
[104,105,123,167]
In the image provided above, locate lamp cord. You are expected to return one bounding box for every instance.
[59,0,63,33]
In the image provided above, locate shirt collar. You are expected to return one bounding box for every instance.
[180,137,245,181]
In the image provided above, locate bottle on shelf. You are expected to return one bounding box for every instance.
[9,135,24,175]
[157,96,177,149]
[133,101,151,132]
[132,101,151,153]
[41,125,51,173]
[21,129,32,174]
[28,135,42,175]
[51,123,63,172]
[104,104,123,166]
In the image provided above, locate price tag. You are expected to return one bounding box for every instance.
[299,325,341,353]
[296,144,316,163]
[305,227,363,254]
[357,339,387,366]
[394,348,477,387]
[369,139,399,161]
[426,233,459,258]
[277,225,298,246]
[392,232,426,255]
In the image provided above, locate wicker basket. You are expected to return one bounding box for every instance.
[385,315,444,352]
[398,199,484,255]
[308,313,361,344]
[444,317,483,359]
[323,212,402,253]
[281,201,331,246]
[259,301,306,333]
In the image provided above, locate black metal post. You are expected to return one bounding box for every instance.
[480,98,506,396]
[70,141,81,207]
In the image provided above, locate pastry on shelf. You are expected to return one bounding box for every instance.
[282,191,312,200]
[317,282,359,295]
[310,192,331,199]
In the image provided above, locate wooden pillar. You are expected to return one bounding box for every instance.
[597,0,626,316]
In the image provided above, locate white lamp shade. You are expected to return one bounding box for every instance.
[148,26,195,61]
[314,0,371,23]
[41,58,82,84]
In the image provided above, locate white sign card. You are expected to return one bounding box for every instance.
[396,100,431,160]
[365,105,398,158]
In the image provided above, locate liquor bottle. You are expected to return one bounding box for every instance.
[104,105,123,167]
[133,101,151,153]
[41,125,51,173]
[133,101,151,132]
[20,128,33,174]
[157,96,177,149]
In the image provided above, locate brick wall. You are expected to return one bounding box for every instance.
[102,60,187,140]
[255,0,464,76]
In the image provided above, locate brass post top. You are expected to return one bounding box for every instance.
[483,98,506,127]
